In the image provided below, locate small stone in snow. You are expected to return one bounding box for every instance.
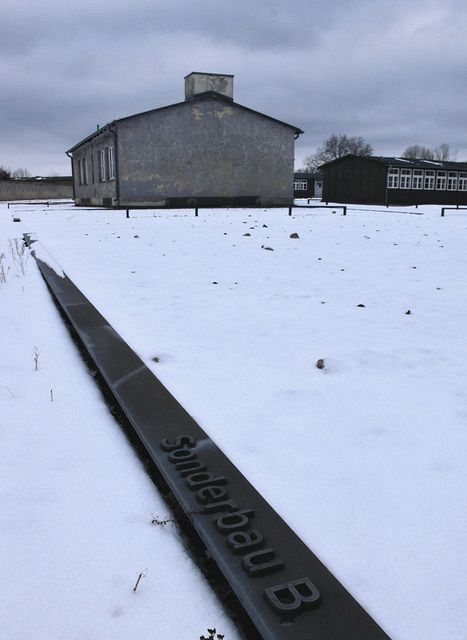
[405,309,411,315]
[152,356,160,363]
[263,246,274,251]
[212,281,218,284]
[13,217,21,222]
[134,235,139,238]
[290,232,299,239]
[243,233,251,236]
[357,303,365,308]
[263,224,268,228]
[316,359,325,369]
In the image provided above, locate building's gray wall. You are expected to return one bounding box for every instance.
[72,130,117,205]
[0,180,72,201]
[116,98,295,206]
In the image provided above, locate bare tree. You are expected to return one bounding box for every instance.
[304,134,373,171]
[401,143,456,161]
[401,145,435,160]
[12,167,31,178]
[0,166,12,180]
[433,143,455,161]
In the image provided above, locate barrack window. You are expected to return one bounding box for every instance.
[400,169,411,189]
[412,169,423,189]
[99,150,106,182]
[387,168,399,188]
[436,171,447,190]
[424,170,435,190]
[107,147,115,180]
[458,172,467,191]
[79,157,88,185]
[447,171,458,191]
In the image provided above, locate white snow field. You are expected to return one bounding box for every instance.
[1,200,466,639]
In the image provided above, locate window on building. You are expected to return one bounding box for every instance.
[412,169,423,189]
[459,172,467,191]
[90,154,95,184]
[400,169,412,189]
[447,171,458,191]
[99,149,106,181]
[78,157,88,185]
[293,179,308,191]
[387,168,399,188]
[436,171,447,190]
[108,146,115,180]
[424,170,435,190]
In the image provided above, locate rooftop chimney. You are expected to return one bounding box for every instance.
[184,72,234,102]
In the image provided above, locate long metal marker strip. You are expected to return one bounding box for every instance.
[26,237,390,640]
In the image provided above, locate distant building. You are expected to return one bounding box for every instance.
[293,172,323,199]
[67,73,304,208]
[321,155,467,205]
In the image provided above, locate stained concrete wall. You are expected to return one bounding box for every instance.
[0,180,72,201]
[116,97,295,206]
[72,130,117,205]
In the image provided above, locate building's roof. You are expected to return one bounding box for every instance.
[67,92,304,153]
[320,154,467,171]
[184,71,234,79]
[294,171,323,179]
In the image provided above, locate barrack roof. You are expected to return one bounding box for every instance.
[320,154,467,171]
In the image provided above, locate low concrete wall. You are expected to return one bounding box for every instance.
[0,180,73,201]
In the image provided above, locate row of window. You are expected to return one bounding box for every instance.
[387,168,467,191]
[293,179,308,190]
[78,147,115,185]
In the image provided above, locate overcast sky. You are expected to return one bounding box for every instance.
[1,0,466,175]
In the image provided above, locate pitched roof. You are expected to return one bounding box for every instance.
[66,92,304,153]
[320,154,467,171]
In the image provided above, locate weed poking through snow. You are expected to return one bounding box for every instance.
[32,346,40,371]
[0,252,8,284]
[132,569,148,593]
[9,239,28,276]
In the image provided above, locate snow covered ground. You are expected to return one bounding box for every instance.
[1,199,466,639]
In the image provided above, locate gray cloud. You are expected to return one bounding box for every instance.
[1,0,466,174]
